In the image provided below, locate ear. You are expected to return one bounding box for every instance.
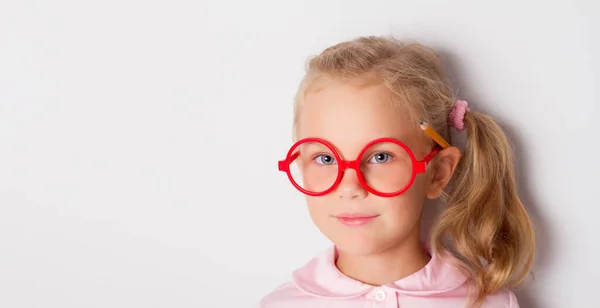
[426,146,462,199]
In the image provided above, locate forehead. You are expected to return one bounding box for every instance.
[297,80,422,157]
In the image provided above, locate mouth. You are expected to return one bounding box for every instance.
[333,213,380,226]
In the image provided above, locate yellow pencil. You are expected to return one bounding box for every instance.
[420,122,450,149]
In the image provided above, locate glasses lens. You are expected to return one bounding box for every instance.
[289,140,339,194]
[360,141,413,194]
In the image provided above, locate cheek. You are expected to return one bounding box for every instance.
[305,197,331,221]
[405,171,430,199]
[382,197,423,226]
[305,197,339,239]
[378,186,427,232]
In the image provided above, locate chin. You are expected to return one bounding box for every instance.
[330,234,392,256]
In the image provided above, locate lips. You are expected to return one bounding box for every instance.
[334,213,379,226]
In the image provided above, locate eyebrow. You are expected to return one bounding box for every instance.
[298,142,330,153]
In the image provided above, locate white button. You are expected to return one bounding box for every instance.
[374,288,386,301]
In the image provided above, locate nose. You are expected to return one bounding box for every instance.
[337,168,368,199]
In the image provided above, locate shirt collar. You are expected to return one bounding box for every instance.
[292,246,467,299]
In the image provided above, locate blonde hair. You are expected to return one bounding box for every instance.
[292,36,535,306]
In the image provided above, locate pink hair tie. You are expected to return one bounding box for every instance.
[448,100,470,133]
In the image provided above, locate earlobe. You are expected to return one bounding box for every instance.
[426,146,462,199]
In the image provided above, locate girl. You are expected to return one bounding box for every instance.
[261,36,534,308]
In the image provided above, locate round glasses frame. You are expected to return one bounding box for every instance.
[277,137,440,198]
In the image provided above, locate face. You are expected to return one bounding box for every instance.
[295,80,436,256]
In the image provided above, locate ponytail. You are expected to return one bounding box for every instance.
[430,111,535,307]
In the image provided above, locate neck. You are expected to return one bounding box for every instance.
[335,232,430,286]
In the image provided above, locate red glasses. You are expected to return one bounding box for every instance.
[278,137,440,197]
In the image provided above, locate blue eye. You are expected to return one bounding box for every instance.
[314,154,336,165]
[368,152,393,163]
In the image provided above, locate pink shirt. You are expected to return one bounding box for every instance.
[260,246,519,308]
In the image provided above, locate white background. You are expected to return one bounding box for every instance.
[1,0,598,307]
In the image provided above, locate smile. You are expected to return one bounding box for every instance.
[334,213,379,226]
